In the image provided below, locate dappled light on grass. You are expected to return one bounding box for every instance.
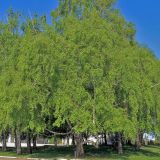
[0,145,160,160]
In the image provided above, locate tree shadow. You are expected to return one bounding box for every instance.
[1,145,160,160]
[144,145,160,149]
[83,145,160,160]
[138,147,160,157]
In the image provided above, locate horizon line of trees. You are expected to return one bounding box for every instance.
[0,0,160,158]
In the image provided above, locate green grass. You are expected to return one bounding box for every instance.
[0,145,160,160]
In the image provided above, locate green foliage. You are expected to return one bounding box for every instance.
[0,0,159,151]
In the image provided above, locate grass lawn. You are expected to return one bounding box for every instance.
[0,145,160,160]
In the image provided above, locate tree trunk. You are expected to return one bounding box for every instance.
[54,135,57,147]
[139,132,144,145]
[74,134,84,158]
[16,129,21,155]
[67,135,69,147]
[135,133,141,151]
[116,133,123,154]
[95,135,99,149]
[27,132,32,154]
[127,139,132,146]
[104,133,107,146]
[95,141,99,149]
[32,135,37,150]
[2,131,7,151]
[72,134,75,146]
[14,130,17,149]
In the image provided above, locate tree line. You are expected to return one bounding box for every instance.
[0,0,160,158]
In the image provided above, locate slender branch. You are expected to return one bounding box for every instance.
[39,132,53,138]
[45,129,72,136]
[151,82,160,88]
[66,120,73,130]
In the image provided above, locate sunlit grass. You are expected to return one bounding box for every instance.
[0,145,159,159]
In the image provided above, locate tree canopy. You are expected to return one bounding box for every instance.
[0,0,160,158]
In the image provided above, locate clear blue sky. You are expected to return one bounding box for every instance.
[0,0,160,58]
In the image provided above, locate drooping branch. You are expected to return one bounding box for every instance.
[151,82,160,88]
[45,129,72,136]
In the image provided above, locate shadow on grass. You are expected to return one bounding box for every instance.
[28,146,74,159]
[144,144,160,149]
[0,145,160,160]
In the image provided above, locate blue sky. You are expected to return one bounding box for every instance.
[117,0,160,58]
[0,0,160,58]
